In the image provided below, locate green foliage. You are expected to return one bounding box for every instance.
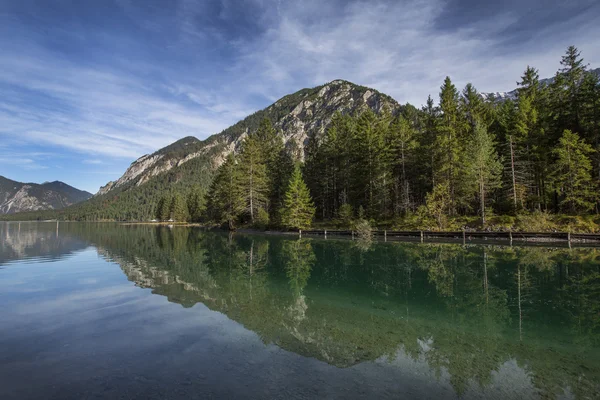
[6,46,600,229]
[170,193,189,222]
[206,154,244,229]
[515,210,556,232]
[280,166,315,230]
[337,203,354,228]
[425,183,451,230]
[187,186,205,222]
[468,120,503,223]
[354,218,373,240]
[552,130,597,212]
[239,131,270,223]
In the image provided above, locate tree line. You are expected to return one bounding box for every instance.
[155,119,316,229]
[151,46,599,230]
[303,46,600,229]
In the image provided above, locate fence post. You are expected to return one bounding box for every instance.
[324,229,327,239]
[384,230,387,242]
[299,229,302,239]
[420,230,424,243]
[462,229,466,245]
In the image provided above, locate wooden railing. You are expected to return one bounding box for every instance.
[296,229,600,243]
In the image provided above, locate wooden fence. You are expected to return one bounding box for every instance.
[297,229,600,243]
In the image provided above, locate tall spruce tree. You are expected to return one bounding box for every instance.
[170,193,189,222]
[238,133,269,224]
[559,46,587,134]
[580,72,600,179]
[187,186,205,222]
[551,130,597,213]
[255,118,293,221]
[206,154,244,229]
[468,121,503,224]
[435,77,466,214]
[281,166,315,230]
[390,113,418,215]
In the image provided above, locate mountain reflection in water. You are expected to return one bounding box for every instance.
[0,222,599,400]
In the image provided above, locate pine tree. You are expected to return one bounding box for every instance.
[170,193,189,222]
[255,118,293,221]
[238,133,269,224]
[580,72,600,179]
[155,196,166,221]
[425,183,451,230]
[206,154,244,229]
[187,186,205,222]
[468,120,503,224]
[353,109,392,217]
[514,66,546,210]
[559,46,587,134]
[435,77,466,214]
[158,195,171,221]
[461,83,491,127]
[280,166,315,230]
[551,130,597,213]
[420,95,439,191]
[389,113,418,215]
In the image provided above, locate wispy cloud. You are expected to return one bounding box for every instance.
[83,159,104,165]
[0,0,598,192]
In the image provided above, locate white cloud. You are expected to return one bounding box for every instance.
[228,0,600,107]
[1,0,599,177]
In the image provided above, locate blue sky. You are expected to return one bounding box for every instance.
[1,0,599,194]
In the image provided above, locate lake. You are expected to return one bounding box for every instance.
[1,222,599,399]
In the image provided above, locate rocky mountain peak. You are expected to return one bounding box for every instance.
[0,176,92,214]
[95,80,400,196]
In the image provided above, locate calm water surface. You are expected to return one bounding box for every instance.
[1,222,599,399]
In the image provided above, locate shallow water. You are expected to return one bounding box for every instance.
[0,222,599,399]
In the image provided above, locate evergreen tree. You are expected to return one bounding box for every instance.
[559,46,587,134]
[468,121,503,224]
[514,66,546,210]
[280,166,315,230]
[206,154,244,229]
[420,95,439,191]
[238,133,269,223]
[187,186,205,222]
[158,195,171,221]
[255,118,293,221]
[155,196,166,221]
[580,72,600,179]
[353,109,392,217]
[170,193,189,222]
[435,77,466,214]
[425,183,451,230]
[551,130,597,213]
[390,113,418,215]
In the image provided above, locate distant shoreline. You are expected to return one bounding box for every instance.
[5,220,594,247]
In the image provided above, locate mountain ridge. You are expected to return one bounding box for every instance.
[0,176,92,214]
[95,79,400,197]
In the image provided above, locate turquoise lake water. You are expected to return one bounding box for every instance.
[1,222,599,399]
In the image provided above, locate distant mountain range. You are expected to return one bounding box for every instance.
[480,67,600,101]
[0,176,92,214]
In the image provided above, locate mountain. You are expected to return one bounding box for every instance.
[0,176,92,214]
[97,79,398,197]
[47,79,398,221]
[481,67,600,102]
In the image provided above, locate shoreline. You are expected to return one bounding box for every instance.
[4,220,600,247]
